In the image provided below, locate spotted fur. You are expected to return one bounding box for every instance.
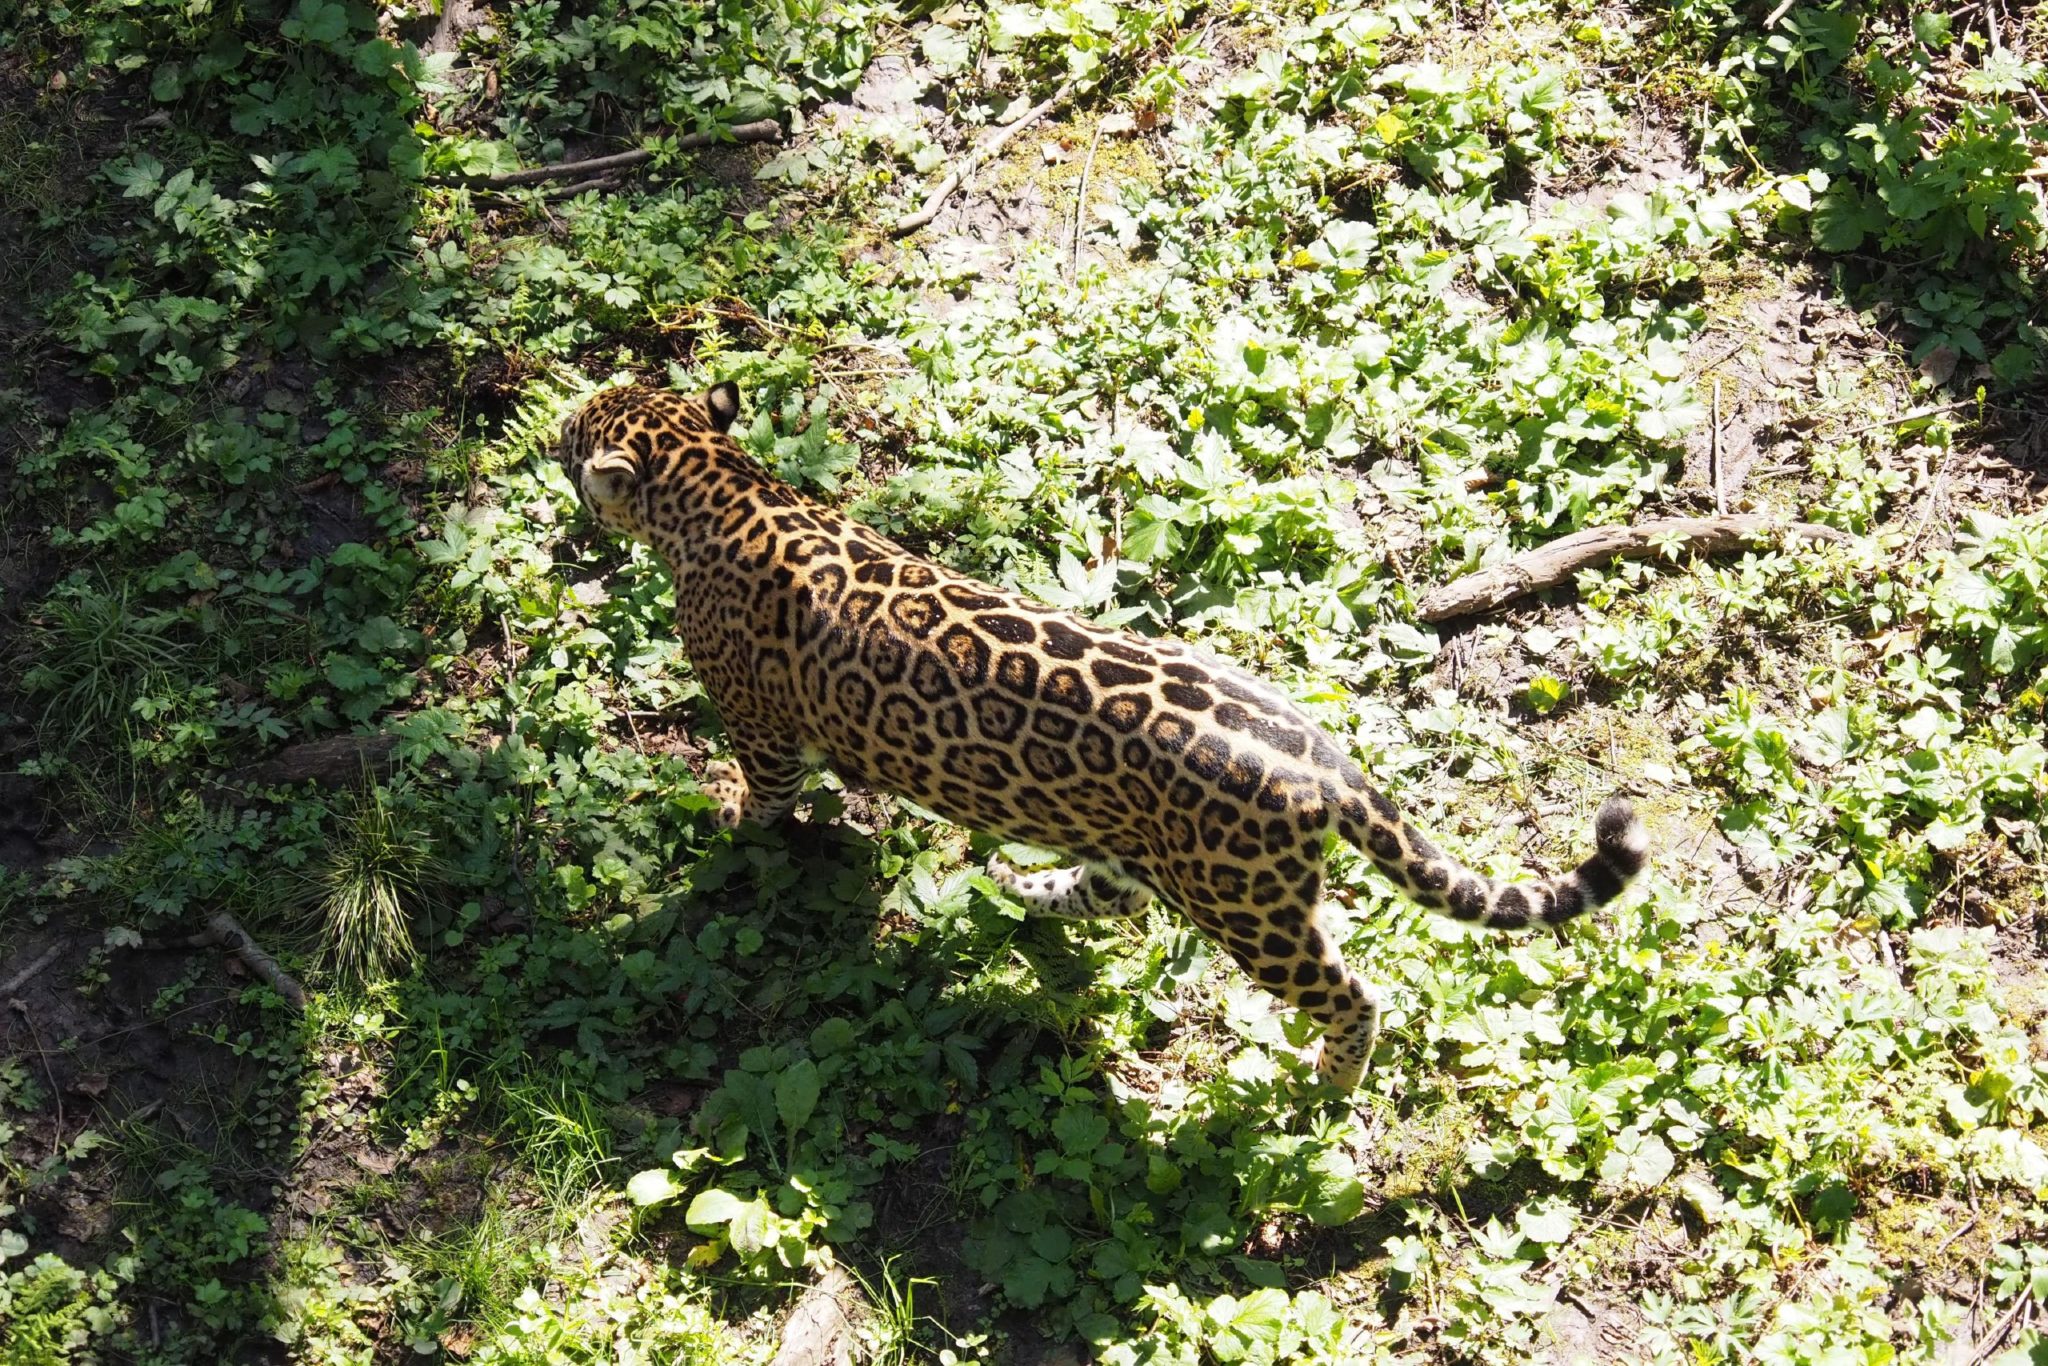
[555,383,1650,1088]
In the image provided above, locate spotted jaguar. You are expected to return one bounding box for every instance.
[554,382,1649,1088]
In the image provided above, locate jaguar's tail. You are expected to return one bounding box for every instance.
[1334,785,1648,929]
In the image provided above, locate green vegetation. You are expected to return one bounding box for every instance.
[0,0,2043,1361]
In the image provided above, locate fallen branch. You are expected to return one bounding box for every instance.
[893,83,1075,237]
[0,943,65,1000]
[1414,515,1850,623]
[432,120,783,189]
[190,913,307,1010]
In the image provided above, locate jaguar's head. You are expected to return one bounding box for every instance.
[554,381,743,543]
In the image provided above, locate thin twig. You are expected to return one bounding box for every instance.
[10,1007,63,1158]
[1711,377,1726,515]
[431,120,783,189]
[1762,0,1796,27]
[1968,1291,2032,1366]
[1929,1215,1977,1263]
[893,82,1076,237]
[1839,398,1979,439]
[0,943,65,999]
[1069,116,1107,279]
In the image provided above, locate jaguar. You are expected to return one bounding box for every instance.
[554,381,1649,1088]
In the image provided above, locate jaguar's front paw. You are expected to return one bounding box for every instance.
[700,761,748,831]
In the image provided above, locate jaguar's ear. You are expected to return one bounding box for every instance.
[705,381,741,433]
[579,449,640,512]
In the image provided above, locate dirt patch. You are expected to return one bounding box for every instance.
[0,927,296,1279]
[1538,1289,1648,1363]
[1533,117,1699,219]
[1682,261,1889,508]
[298,478,379,560]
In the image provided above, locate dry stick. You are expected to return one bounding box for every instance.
[530,174,620,203]
[893,82,1076,238]
[1068,116,1107,279]
[433,119,784,189]
[1762,0,1796,26]
[1929,1215,1979,1264]
[191,912,308,1010]
[1413,515,1850,623]
[0,944,65,999]
[1711,377,1726,515]
[13,1008,64,1159]
[1838,397,1980,439]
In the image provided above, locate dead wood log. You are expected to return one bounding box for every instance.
[1414,515,1850,623]
[238,733,400,788]
[432,119,783,189]
[768,1264,860,1366]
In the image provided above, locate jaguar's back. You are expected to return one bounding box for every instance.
[556,382,1649,1088]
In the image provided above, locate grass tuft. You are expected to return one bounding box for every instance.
[308,782,433,986]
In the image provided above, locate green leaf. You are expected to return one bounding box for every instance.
[1598,1129,1674,1192]
[1002,1255,1055,1307]
[1027,1225,1071,1262]
[1911,11,1953,46]
[1380,621,1439,664]
[284,0,351,44]
[921,24,972,74]
[1516,1200,1577,1248]
[1051,1106,1109,1156]
[353,614,408,652]
[1811,1181,1855,1226]
[808,1018,857,1056]
[685,1187,747,1229]
[775,1059,820,1135]
[1811,188,1884,253]
[626,1169,681,1206]
[1305,1168,1365,1226]
[323,654,383,693]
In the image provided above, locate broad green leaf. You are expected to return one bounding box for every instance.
[685,1188,747,1229]
[1051,1106,1110,1156]
[775,1059,821,1135]
[626,1169,681,1206]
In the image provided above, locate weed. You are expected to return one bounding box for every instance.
[307,782,435,986]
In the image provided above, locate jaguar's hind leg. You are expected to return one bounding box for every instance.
[988,859,1154,920]
[1201,876,1383,1090]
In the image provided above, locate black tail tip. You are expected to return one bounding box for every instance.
[1594,795,1648,878]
